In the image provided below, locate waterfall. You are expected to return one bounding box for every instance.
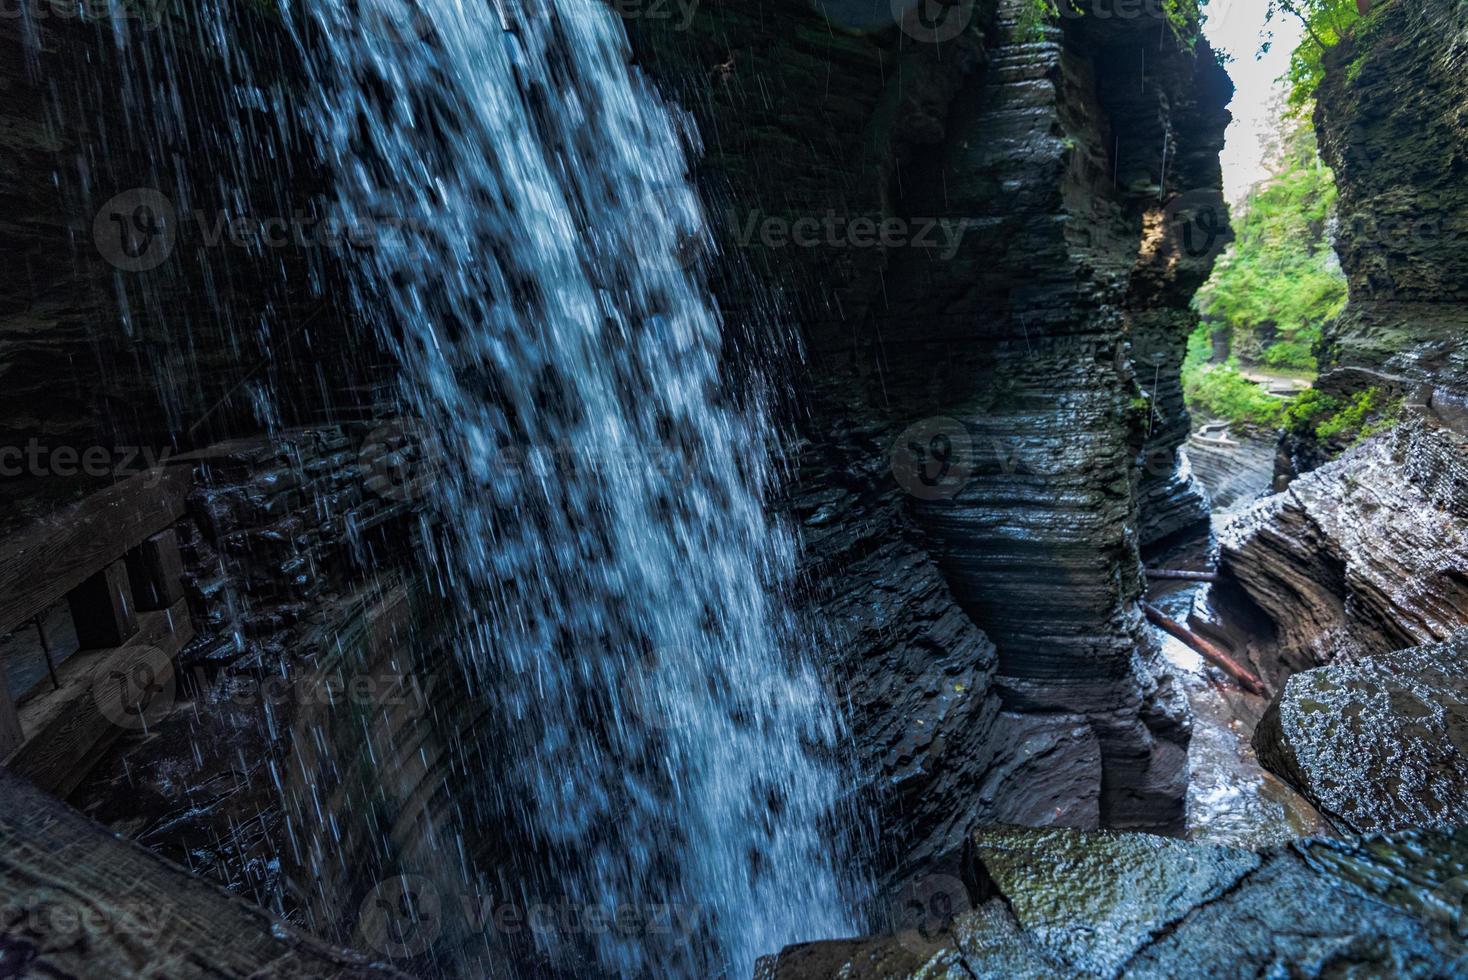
[276,0,858,974]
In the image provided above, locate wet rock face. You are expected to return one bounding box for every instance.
[0,6,380,460]
[1313,0,1468,401]
[629,0,1230,855]
[1219,417,1468,685]
[1254,630,1468,836]
[787,404,1112,875]
[758,825,1468,978]
[631,0,1231,860]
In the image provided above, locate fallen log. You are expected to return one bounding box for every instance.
[1142,601,1267,695]
[1145,569,1219,583]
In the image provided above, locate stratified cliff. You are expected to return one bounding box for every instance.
[632,0,1232,879]
[0,0,1231,965]
[1313,0,1468,403]
[1222,0,1468,675]
[1216,0,1468,837]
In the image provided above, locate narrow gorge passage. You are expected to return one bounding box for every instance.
[2,0,1467,978]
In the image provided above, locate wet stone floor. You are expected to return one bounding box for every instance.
[1151,576,1328,847]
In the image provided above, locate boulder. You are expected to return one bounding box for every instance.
[758,825,1468,978]
[1254,630,1468,834]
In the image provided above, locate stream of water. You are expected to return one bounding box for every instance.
[1155,440,1326,848]
[277,1,859,975]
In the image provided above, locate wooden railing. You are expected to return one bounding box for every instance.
[0,464,197,795]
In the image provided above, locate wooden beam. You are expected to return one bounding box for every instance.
[0,767,409,979]
[1143,601,1267,695]
[1145,568,1220,583]
[125,527,186,610]
[0,465,193,637]
[5,598,193,799]
[0,673,20,760]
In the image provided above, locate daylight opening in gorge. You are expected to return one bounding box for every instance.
[2,0,1467,976]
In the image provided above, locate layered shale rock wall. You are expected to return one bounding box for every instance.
[1222,418,1468,684]
[632,0,1231,874]
[1214,0,1468,838]
[0,16,472,958]
[1221,0,1468,680]
[0,7,381,505]
[1313,0,1468,404]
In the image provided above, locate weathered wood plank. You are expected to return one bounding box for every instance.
[0,672,20,760]
[5,599,194,798]
[0,465,193,637]
[124,527,186,610]
[0,767,409,979]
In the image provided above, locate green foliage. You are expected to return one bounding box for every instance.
[1194,112,1345,376]
[1280,388,1342,433]
[1264,0,1363,106]
[1316,387,1402,442]
[1015,0,1059,40]
[1281,387,1403,445]
[1021,0,1203,46]
[1182,339,1286,430]
[1260,329,1321,371]
[1161,0,1206,48]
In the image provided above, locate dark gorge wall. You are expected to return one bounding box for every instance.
[0,5,382,499]
[1313,0,1468,404]
[630,0,1231,876]
[1221,0,1468,681]
[0,0,1230,968]
[1213,0,1468,840]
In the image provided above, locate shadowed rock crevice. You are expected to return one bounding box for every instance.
[628,0,1232,875]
